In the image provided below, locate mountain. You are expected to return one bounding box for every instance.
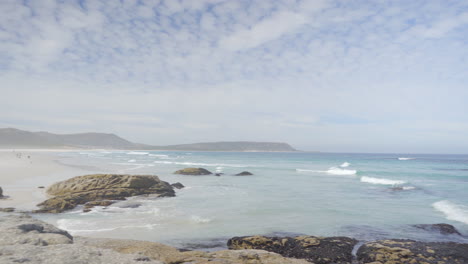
[0,128,149,149]
[154,141,297,152]
[0,128,297,151]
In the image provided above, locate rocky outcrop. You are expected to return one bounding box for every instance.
[356,239,468,264]
[413,223,462,235]
[171,182,185,189]
[0,214,162,264]
[36,174,176,213]
[228,235,358,264]
[77,236,311,264]
[235,171,253,176]
[174,168,213,175]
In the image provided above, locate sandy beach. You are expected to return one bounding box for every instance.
[0,150,89,211]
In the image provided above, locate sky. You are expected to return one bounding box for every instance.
[0,0,467,153]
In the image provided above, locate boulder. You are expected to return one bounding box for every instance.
[0,186,2,197]
[356,239,468,264]
[228,235,358,264]
[174,168,213,175]
[171,182,185,189]
[235,171,253,176]
[413,223,462,236]
[35,174,175,213]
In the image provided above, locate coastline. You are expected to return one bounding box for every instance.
[1,150,468,263]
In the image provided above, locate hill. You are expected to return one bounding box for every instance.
[0,128,297,151]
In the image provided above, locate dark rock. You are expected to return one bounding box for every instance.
[215,173,223,176]
[35,174,175,213]
[174,168,212,175]
[0,186,3,197]
[234,171,253,176]
[357,239,468,264]
[228,235,357,264]
[413,223,462,236]
[171,182,185,189]
[0,207,15,213]
[38,186,45,189]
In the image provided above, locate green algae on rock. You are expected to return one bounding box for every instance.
[228,235,357,264]
[356,239,468,264]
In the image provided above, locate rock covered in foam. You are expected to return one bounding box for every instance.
[357,239,468,264]
[228,235,358,264]
[174,168,213,175]
[36,174,176,213]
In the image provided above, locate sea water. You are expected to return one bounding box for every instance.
[37,151,468,249]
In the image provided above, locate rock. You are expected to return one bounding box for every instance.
[356,239,468,264]
[0,207,15,212]
[215,173,223,176]
[235,171,253,176]
[171,182,185,189]
[38,186,45,189]
[0,214,73,246]
[35,174,175,213]
[228,235,358,264]
[413,223,462,236]
[0,186,3,197]
[77,237,310,264]
[174,168,213,175]
[0,214,163,264]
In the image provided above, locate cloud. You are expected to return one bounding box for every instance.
[219,11,307,51]
[0,0,467,153]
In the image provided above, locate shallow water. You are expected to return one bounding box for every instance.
[36,151,468,249]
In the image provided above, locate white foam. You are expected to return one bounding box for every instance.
[215,166,223,173]
[402,186,416,190]
[127,151,149,155]
[433,200,468,225]
[296,168,357,175]
[190,215,212,224]
[149,154,170,158]
[360,176,406,185]
[152,160,256,168]
[326,167,357,175]
[340,162,351,168]
[127,159,136,163]
[398,157,415,160]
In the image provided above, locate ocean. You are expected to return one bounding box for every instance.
[37,151,468,250]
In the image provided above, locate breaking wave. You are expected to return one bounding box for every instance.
[360,176,406,185]
[433,200,468,225]
[296,167,357,175]
[398,157,415,161]
[340,162,351,168]
[127,151,149,155]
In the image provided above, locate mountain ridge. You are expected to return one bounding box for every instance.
[0,128,297,152]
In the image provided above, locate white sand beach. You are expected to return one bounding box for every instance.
[0,150,88,211]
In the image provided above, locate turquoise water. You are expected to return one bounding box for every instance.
[37,151,468,249]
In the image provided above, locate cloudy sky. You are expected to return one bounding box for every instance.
[1,0,467,153]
